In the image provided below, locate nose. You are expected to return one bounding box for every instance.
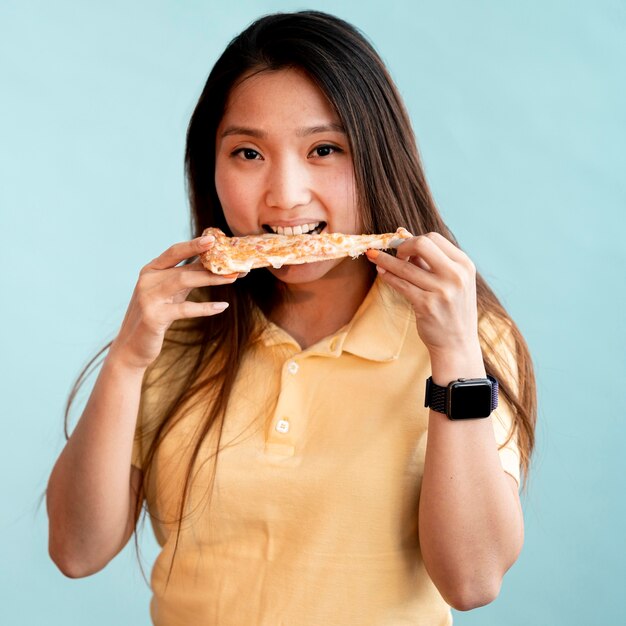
[265,154,312,211]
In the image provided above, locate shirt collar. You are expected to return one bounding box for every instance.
[340,278,413,362]
[257,277,413,362]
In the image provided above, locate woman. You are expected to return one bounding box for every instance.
[47,11,536,625]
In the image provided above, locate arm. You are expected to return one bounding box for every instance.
[419,348,523,610]
[366,234,524,610]
[46,356,147,578]
[47,235,237,577]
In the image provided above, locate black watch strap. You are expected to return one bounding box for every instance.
[424,375,499,414]
[424,377,448,414]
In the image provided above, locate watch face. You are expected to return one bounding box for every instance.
[448,380,493,419]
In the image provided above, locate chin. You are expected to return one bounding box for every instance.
[268,258,346,284]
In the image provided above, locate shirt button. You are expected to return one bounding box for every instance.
[275,419,290,433]
[287,361,299,375]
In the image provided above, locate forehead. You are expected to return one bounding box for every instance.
[219,68,340,130]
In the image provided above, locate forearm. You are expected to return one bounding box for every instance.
[418,349,524,610]
[46,350,146,577]
[46,236,235,577]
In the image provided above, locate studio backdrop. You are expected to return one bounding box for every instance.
[1,1,624,624]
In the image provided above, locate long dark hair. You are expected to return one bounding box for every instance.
[67,10,536,588]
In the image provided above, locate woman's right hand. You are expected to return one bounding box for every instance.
[108,235,238,371]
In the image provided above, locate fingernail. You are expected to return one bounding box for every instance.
[366,249,379,259]
[199,235,215,245]
[212,302,229,312]
[376,265,386,275]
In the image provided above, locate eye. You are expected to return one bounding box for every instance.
[232,148,262,160]
[309,144,343,158]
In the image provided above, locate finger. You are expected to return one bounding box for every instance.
[395,235,456,276]
[413,256,431,271]
[158,268,239,294]
[174,300,230,319]
[185,261,214,271]
[375,266,427,302]
[164,254,248,279]
[423,232,468,264]
[147,235,215,271]
[397,252,431,271]
[176,260,244,277]
[172,260,231,274]
[366,249,438,291]
[179,257,209,269]
[137,264,238,296]
[166,259,211,272]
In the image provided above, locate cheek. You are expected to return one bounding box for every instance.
[320,168,360,229]
[215,163,257,232]
[214,161,238,208]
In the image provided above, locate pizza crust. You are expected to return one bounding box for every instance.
[199,227,413,275]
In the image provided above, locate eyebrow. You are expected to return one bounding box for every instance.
[220,123,346,139]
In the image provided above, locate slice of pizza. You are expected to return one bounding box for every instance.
[199,227,413,275]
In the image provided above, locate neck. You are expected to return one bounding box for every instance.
[270,258,374,349]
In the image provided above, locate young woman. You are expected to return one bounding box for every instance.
[47,11,536,626]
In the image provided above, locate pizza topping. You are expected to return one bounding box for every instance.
[200,226,413,275]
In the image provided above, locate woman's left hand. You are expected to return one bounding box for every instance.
[366,232,480,361]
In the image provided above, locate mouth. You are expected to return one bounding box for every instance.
[262,221,327,236]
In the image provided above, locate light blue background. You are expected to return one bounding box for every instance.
[1,0,625,624]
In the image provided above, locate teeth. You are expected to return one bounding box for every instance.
[269,222,321,235]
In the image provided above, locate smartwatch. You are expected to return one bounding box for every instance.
[424,375,498,420]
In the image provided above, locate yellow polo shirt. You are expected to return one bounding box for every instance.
[132,278,520,626]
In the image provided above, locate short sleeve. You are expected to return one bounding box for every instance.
[481,315,522,487]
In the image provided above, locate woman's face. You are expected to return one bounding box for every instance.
[214,68,361,284]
